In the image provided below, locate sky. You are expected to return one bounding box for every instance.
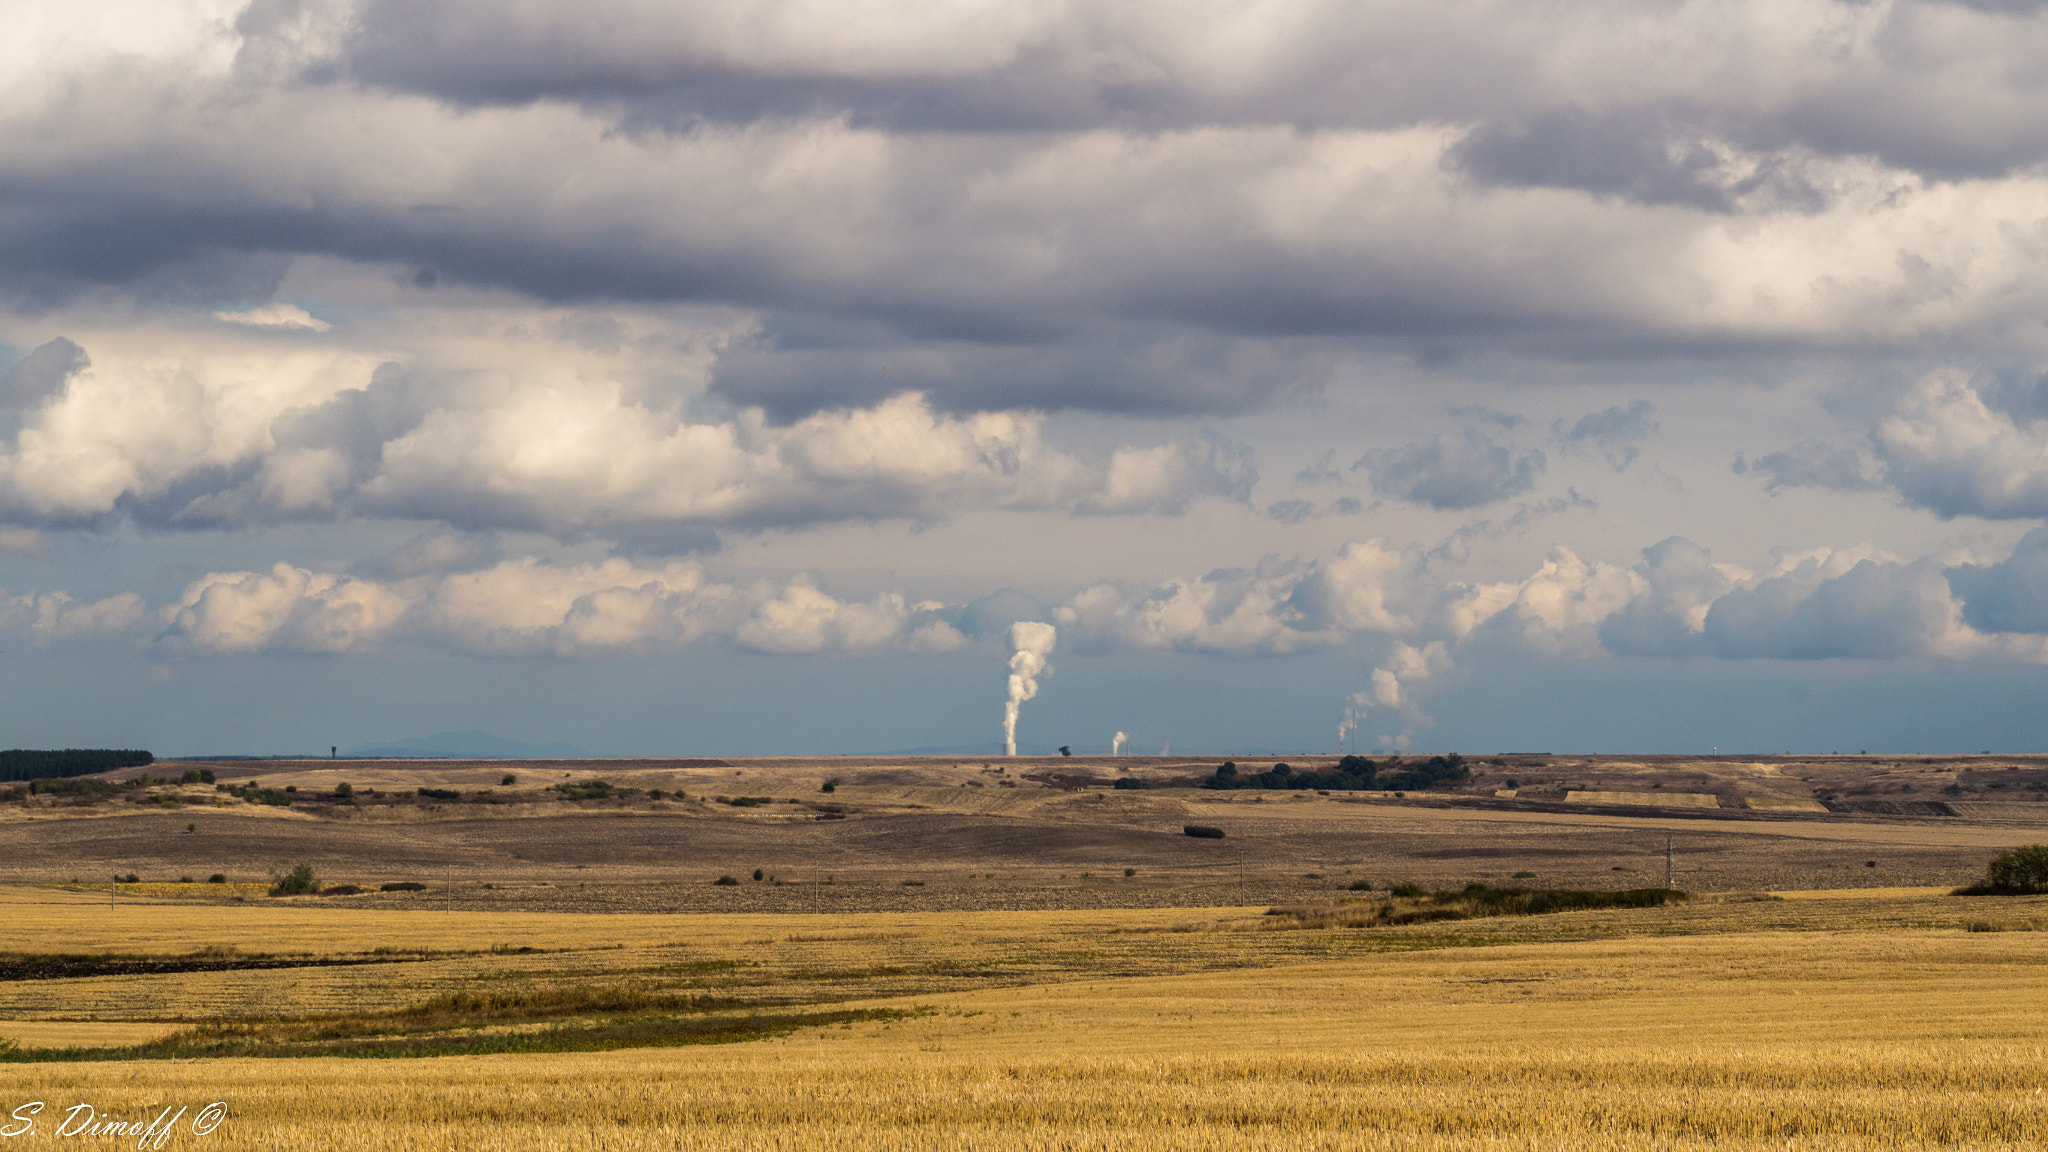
[6,0,2048,757]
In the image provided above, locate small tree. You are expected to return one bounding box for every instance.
[821,778,839,793]
[1984,845,2048,892]
[271,862,320,896]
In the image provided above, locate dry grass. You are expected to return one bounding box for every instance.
[7,929,2048,1148]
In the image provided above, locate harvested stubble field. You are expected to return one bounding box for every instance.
[5,753,2048,1147]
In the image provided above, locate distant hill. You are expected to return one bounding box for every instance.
[341,731,587,759]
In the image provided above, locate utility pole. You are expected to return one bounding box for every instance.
[1666,836,1674,890]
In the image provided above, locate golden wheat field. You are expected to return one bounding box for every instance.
[8,754,2048,1148]
[5,883,2048,1149]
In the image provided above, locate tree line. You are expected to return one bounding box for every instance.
[0,748,153,782]
[1198,754,1470,792]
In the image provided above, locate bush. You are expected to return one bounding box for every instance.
[207,874,226,884]
[118,873,139,883]
[713,875,740,886]
[501,773,517,786]
[1388,882,1426,898]
[752,869,764,881]
[1957,844,2048,894]
[1113,777,1149,790]
[1513,870,1538,878]
[270,862,320,896]
[181,768,202,784]
[380,881,426,892]
[1348,879,1373,891]
[1183,824,1226,839]
[198,768,215,784]
[418,787,460,801]
[318,884,365,896]
[334,782,353,798]
[821,778,839,793]
[1125,868,1137,877]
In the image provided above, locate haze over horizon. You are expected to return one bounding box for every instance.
[8,1,2048,757]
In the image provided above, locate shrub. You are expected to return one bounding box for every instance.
[1348,879,1373,891]
[821,778,839,793]
[501,773,517,786]
[901,879,925,886]
[1388,882,1426,898]
[207,874,226,884]
[181,768,202,784]
[380,881,426,892]
[334,782,353,798]
[1124,868,1137,877]
[318,884,365,896]
[1513,870,1538,878]
[119,873,139,883]
[270,862,320,896]
[178,875,193,883]
[1183,824,1226,839]
[752,869,764,881]
[713,876,740,886]
[198,768,215,784]
[418,787,460,801]
[284,785,297,793]
[1113,777,1149,790]
[1957,844,2048,894]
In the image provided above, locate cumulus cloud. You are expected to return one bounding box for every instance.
[150,557,969,657]
[1946,527,2048,633]
[1869,370,2048,518]
[13,526,2048,674]
[1356,428,1545,509]
[0,329,1254,537]
[8,0,2048,426]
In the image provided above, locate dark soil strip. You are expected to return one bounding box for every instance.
[1,1007,923,1062]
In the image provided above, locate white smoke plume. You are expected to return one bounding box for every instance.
[1345,642,1452,752]
[1003,621,1057,756]
[1111,730,1128,756]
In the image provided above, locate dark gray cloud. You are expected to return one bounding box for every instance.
[1947,528,2048,633]
[1556,400,1657,471]
[1597,536,1720,657]
[7,0,2048,427]
[1701,558,1957,659]
[1452,110,1826,212]
[1738,440,1880,493]
[1356,429,1544,510]
[1,337,85,409]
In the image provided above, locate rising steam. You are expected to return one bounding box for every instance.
[1003,621,1056,756]
[1111,731,1128,756]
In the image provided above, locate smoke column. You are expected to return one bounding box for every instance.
[1003,621,1056,756]
[1112,731,1128,756]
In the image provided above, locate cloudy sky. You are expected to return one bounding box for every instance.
[7,0,2048,756]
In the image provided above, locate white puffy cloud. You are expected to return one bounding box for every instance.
[1870,370,2048,519]
[152,556,968,657]
[14,527,2048,676]
[213,304,330,331]
[0,325,1254,537]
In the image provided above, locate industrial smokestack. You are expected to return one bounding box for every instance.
[1111,731,1128,756]
[1003,621,1056,756]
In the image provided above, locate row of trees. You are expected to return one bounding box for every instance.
[0,748,153,782]
[1199,754,1470,792]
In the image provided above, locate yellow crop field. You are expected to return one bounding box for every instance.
[6,883,2048,1149]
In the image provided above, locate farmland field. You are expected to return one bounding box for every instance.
[3,753,2048,1148]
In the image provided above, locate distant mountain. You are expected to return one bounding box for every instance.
[341,731,587,759]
